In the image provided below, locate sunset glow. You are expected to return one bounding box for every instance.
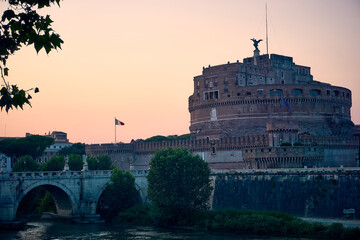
[1,0,359,144]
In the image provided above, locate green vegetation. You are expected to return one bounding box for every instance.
[68,154,83,171]
[1,0,63,112]
[16,187,56,218]
[41,155,65,171]
[144,134,190,142]
[0,135,53,159]
[38,192,56,215]
[114,207,360,240]
[87,154,113,170]
[97,168,140,220]
[58,143,85,155]
[114,204,154,226]
[147,148,212,226]
[12,155,40,172]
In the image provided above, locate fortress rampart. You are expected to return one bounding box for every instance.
[86,52,359,171]
[212,168,360,218]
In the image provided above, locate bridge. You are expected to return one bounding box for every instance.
[0,158,148,224]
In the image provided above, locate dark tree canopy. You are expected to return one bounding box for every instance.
[68,154,83,171]
[0,0,63,111]
[87,154,113,170]
[97,168,140,220]
[147,148,213,225]
[12,155,40,172]
[41,155,64,171]
[58,143,85,156]
[0,135,54,158]
[144,134,190,142]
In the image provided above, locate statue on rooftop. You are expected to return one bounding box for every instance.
[251,38,263,51]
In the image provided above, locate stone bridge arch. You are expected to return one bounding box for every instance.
[15,181,77,217]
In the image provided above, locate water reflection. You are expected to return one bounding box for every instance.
[0,221,305,240]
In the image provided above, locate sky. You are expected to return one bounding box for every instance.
[1,0,360,144]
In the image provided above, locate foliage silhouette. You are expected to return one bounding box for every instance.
[97,168,140,220]
[87,154,113,170]
[68,154,83,171]
[58,143,85,156]
[41,155,64,171]
[147,147,212,225]
[0,135,54,159]
[12,155,40,172]
[0,0,63,111]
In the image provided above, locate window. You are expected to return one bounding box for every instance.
[270,89,283,95]
[204,92,208,100]
[204,90,219,100]
[257,89,263,95]
[327,90,330,95]
[247,92,251,96]
[334,90,340,96]
[310,89,321,95]
[291,89,303,95]
[237,92,241,97]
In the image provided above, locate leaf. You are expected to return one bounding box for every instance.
[4,67,9,76]
[34,87,39,93]
[1,10,16,21]
[34,39,43,53]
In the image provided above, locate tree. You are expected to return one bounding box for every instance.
[87,154,113,170]
[68,154,83,171]
[147,148,213,225]
[0,135,54,159]
[38,192,56,215]
[0,0,63,111]
[41,155,64,171]
[97,168,140,220]
[12,155,40,171]
[58,143,85,155]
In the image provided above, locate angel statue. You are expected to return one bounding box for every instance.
[250,38,263,51]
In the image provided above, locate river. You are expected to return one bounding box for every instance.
[0,221,307,240]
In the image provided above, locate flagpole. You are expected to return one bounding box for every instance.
[115,117,116,144]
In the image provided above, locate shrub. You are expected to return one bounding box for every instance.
[325,223,345,240]
[114,204,153,225]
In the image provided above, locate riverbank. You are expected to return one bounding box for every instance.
[301,218,360,228]
[114,205,360,240]
[0,220,305,240]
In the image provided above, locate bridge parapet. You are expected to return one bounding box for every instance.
[5,170,112,180]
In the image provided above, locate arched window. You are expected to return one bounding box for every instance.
[291,89,303,95]
[269,89,283,95]
[310,89,321,95]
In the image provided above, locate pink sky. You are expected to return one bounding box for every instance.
[1,0,360,144]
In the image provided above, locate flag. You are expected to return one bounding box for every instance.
[115,118,125,125]
[281,97,291,111]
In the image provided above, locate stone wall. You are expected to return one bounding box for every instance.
[212,168,360,218]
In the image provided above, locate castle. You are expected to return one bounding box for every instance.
[86,45,359,170]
